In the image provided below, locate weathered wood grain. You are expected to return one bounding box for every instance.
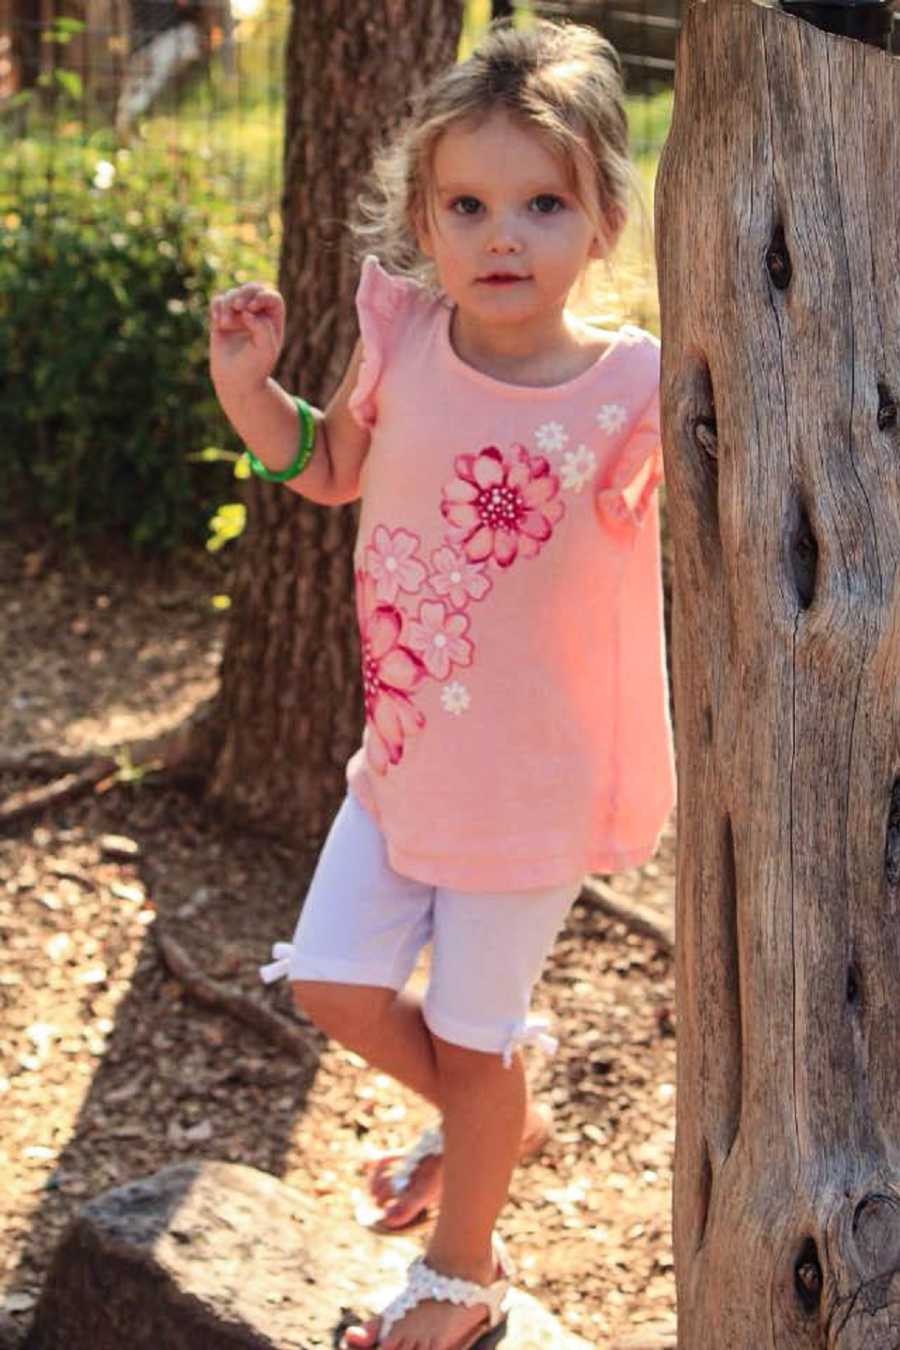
[656,1,900,1343]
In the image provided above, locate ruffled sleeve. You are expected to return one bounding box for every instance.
[348,255,418,431]
[595,335,663,542]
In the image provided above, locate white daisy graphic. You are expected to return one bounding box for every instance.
[595,403,628,435]
[534,421,569,454]
[560,444,597,493]
[441,681,471,716]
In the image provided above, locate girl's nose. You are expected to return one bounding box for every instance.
[487,232,523,255]
[486,211,523,254]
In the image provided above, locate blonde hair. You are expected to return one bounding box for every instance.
[352,19,634,290]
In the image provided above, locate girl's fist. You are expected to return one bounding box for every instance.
[209,282,286,391]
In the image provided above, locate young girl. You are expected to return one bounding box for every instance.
[209,19,674,1350]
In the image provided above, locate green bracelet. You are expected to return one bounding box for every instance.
[243,396,315,482]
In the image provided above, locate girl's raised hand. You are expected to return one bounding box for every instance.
[209,283,286,393]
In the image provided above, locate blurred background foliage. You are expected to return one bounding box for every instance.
[0,0,673,552]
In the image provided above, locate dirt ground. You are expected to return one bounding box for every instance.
[0,528,678,1347]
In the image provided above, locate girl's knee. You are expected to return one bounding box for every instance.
[431,1032,510,1078]
[289,978,396,1042]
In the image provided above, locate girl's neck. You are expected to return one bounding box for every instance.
[449,305,612,387]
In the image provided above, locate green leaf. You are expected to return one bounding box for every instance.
[53,68,82,99]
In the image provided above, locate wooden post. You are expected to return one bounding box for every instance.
[655,0,900,1343]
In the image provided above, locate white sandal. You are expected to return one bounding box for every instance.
[386,1122,444,1200]
[361,1121,444,1231]
[355,1233,514,1349]
[369,1104,556,1233]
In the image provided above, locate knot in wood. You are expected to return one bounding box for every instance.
[794,1239,823,1314]
[877,383,898,431]
[693,416,718,460]
[852,1194,900,1276]
[790,500,818,611]
[766,224,792,291]
[797,1262,822,1297]
[886,780,900,889]
[846,962,861,1006]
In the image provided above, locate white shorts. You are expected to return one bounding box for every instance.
[260,793,581,1066]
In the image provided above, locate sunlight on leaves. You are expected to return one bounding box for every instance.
[206,502,246,552]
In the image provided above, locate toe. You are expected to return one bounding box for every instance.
[381,1198,421,1228]
[342,1315,381,1347]
[365,1157,400,1202]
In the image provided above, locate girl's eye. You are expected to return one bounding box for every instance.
[530,194,565,215]
[450,196,482,216]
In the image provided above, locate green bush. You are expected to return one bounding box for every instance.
[0,147,253,551]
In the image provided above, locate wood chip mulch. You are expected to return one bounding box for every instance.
[0,531,678,1347]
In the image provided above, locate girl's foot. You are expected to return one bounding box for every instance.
[342,1293,490,1349]
[342,1244,508,1349]
[365,1101,553,1230]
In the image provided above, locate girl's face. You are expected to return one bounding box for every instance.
[417,110,608,331]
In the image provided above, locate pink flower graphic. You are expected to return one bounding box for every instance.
[355,571,426,775]
[441,444,564,568]
[427,545,492,610]
[365,525,427,603]
[405,601,473,681]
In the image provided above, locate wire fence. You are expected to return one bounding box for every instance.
[0,0,677,228]
[0,0,285,238]
[535,0,678,93]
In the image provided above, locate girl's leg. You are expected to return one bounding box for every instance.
[292,979,551,1226]
[426,1035,527,1276]
[292,980,442,1104]
[343,1037,526,1350]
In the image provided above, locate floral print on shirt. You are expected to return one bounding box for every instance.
[365,524,428,602]
[428,545,492,609]
[596,403,628,435]
[560,444,597,493]
[356,426,621,774]
[405,601,473,681]
[355,570,426,774]
[441,681,471,715]
[440,444,565,568]
[534,421,569,454]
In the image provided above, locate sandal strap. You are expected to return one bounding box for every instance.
[388,1122,444,1196]
[379,1241,512,1341]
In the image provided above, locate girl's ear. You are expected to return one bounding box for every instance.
[414,205,435,259]
[590,203,626,259]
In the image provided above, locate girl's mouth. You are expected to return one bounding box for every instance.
[477,274,529,286]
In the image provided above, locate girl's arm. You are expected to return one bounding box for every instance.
[209,283,370,506]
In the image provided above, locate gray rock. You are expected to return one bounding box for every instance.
[22,1161,596,1349]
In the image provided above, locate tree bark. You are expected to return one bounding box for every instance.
[67,0,131,114]
[203,1,463,843]
[5,0,43,95]
[656,1,900,1343]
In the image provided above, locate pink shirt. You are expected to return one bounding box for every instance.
[344,256,675,891]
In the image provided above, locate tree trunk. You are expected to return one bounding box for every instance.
[5,0,43,94]
[67,0,131,116]
[203,1,463,844]
[656,1,900,1344]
